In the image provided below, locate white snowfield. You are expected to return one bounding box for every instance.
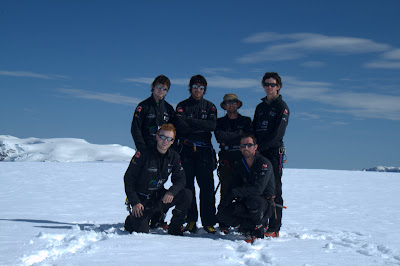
[0,136,399,265]
[1,161,400,265]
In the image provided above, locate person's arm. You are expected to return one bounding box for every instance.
[131,104,147,151]
[167,153,186,196]
[259,105,289,149]
[124,151,145,206]
[231,160,269,198]
[185,103,217,132]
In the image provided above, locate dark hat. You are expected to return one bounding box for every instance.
[220,93,243,110]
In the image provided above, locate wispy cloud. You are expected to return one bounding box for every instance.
[0,70,68,80]
[383,49,400,60]
[283,76,400,120]
[300,61,326,68]
[364,61,400,69]
[201,67,233,75]
[238,32,390,63]
[123,76,259,89]
[57,88,141,106]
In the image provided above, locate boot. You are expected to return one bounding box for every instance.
[168,209,186,236]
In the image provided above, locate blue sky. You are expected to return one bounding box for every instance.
[1,0,400,170]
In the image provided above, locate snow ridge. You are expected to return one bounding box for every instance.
[0,135,134,162]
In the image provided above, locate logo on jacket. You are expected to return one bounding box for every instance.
[135,152,141,158]
[201,110,207,119]
[148,167,158,173]
[136,106,142,113]
[284,109,288,115]
[177,107,183,113]
[262,163,268,170]
[147,114,156,119]
[163,112,169,122]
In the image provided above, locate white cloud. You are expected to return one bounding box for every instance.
[283,76,400,120]
[201,67,233,75]
[383,49,400,60]
[300,61,326,68]
[123,76,259,89]
[364,61,400,69]
[238,32,391,64]
[57,88,142,106]
[0,70,68,80]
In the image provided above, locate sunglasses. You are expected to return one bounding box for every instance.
[192,84,205,90]
[239,143,255,148]
[224,100,238,106]
[158,134,174,142]
[263,83,278,88]
[155,84,168,91]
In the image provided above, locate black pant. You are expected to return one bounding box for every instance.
[129,188,192,233]
[180,145,216,227]
[260,149,283,232]
[217,195,272,230]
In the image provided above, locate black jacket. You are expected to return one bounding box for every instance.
[175,97,217,145]
[230,153,275,199]
[253,95,289,151]
[131,96,175,151]
[215,114,253,161]
[124,147,186,206]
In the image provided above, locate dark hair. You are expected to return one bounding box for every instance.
[151,75,171,92]
[188,74,207,94]
[241,133,257,145]
[261,72,282,90]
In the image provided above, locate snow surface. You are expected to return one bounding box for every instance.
[1,162,400,265]
[0,135,135,162]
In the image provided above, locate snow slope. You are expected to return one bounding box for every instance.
[1,162,399,265]
[0,135,134,162]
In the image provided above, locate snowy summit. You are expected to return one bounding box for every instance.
[0,135,135,162]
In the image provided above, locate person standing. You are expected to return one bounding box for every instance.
[174,75,218,233]
[215,93,253,233]
[124,123,192,235]
[253,72,289,237]
[131,75,175,152]
[217,134,275,242]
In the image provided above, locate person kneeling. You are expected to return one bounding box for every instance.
[217,134,275,240]
[124,123,192,235]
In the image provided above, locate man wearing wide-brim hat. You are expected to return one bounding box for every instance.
[215,93,253,234]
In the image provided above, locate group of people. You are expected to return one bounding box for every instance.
[123,73,289,240]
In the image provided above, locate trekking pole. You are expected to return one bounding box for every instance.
[214,181,221,195]
[275,203,287,209]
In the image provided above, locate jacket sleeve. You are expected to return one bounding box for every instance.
[259,106,289,149]
[167,153,186,196]
[243,117,254,134]
[215,116,253,144]
[124,151,145,206]
[231,160,269,198]
[185,103,217,132]
[131,104,147,151]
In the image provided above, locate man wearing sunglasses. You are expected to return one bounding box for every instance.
[253,72,290,237]
[131,75,175,152]
[217,134,275,242]
[174,75,218,234]
[215,93,253,233]
[124,123,192,236]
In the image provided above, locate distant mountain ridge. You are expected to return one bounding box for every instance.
[0,135,135,162]
[363,166,400,173]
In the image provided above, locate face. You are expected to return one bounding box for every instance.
[223,100,239,114]
[263,78,280,97]
[239,137,258,158]
[156,129,175,153]
[152,83,169,101]
[191,83,205,100]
